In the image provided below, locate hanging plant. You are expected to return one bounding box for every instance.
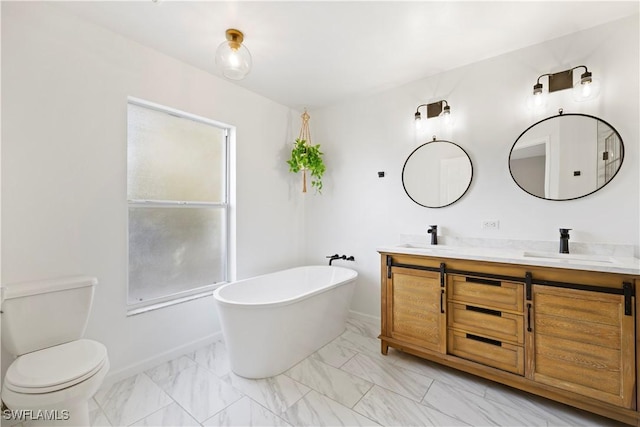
[287,111,326,193]
[287,138,325,192]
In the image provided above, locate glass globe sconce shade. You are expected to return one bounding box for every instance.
[527,83,549,115]
[532,82,546,107]
[215,29,252,80]
[440,104,452,128]
[572,70,601,102]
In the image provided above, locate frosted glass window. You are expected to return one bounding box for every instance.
[128,207,226,304]
[127,103,226,203]
[127,99,230,307]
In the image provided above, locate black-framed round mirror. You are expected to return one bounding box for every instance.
[402,139,473,208]
[509,112,624,201]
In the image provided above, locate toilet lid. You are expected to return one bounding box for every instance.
[5,339,108,394]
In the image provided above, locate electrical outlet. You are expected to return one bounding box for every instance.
[482,220,500,230]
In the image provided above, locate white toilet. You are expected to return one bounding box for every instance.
[1,276,109,426]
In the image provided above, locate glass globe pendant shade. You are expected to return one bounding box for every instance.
[215,29,252,80]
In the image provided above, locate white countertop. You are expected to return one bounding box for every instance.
[377,243,640,275]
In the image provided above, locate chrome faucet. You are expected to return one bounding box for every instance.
[428,225,438,245]
[559,228,571,254]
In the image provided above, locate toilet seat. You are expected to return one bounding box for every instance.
[4,339,107,394]
[2,355,109,417]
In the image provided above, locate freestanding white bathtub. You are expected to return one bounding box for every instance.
[213,265,358,378]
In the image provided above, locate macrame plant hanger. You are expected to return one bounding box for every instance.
[298,110,311,193]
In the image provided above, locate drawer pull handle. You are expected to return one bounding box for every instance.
[527,303,532,332]
[466,305,502,317]
[466,333,502,347]
[440,289,445,314]
[465,277,502,287]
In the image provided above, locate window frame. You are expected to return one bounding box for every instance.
[126,97,234,315]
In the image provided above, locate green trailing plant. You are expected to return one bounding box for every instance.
[287,138,326,193]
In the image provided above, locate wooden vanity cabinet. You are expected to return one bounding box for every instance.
[527,284,636,409]
[381,265,446,355]
[379,252,639,425]
[447,274,525,375]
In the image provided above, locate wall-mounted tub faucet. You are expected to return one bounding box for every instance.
[428,225,438,245]
[559,228,571,254]
[326,254,355,265]
[327,254,341,265]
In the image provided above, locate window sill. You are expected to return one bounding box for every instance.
[126,284,225,317]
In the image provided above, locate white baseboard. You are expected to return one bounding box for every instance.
[349,309,380,325]
[102,332,222,387]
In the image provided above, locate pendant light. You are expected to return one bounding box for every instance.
[215,29,252,80]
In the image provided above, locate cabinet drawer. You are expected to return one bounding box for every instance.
[448,275,523,312]
[448,329,524,375]
[448,302,524,345]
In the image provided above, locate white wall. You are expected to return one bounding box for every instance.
[1,2,305,380]
[307,15,639,318]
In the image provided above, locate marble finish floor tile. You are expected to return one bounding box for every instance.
[222,372,310,414]
[86,317,631,427]
[282,390,380,426]
[202,396,291,426]
[310,340,357,368]
[145,355,197,383]
[392,351,488,397]
[156,365,243,423]
[422,380,547,426]
[484,384,627,426]
[89,408,111,427]
[94,373,172,426]
[130,402,200,426]
[88,398,99,412]
[345,318,380,339]
[285,357,373,408]
[334,330,382,356]
[353,385,467,427]
[341,352,434,402]
[191,339,231,377]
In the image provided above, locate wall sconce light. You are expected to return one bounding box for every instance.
[215,28,252,80]
[532,65,600,104]
[414,100,451,131]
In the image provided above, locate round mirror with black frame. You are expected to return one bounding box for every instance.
[509,111,624,201]
[402,139,473,208]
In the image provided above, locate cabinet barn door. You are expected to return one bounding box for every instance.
[388,267,446,354]
[529,285,635,409]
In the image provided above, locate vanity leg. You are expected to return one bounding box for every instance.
[381,340,389,355]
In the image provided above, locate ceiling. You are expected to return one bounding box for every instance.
[52,1,639,110]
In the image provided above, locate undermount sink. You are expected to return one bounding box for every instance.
[522,251,616,264]
[397,243,453,251]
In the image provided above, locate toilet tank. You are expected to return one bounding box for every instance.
[1,276,97,356]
